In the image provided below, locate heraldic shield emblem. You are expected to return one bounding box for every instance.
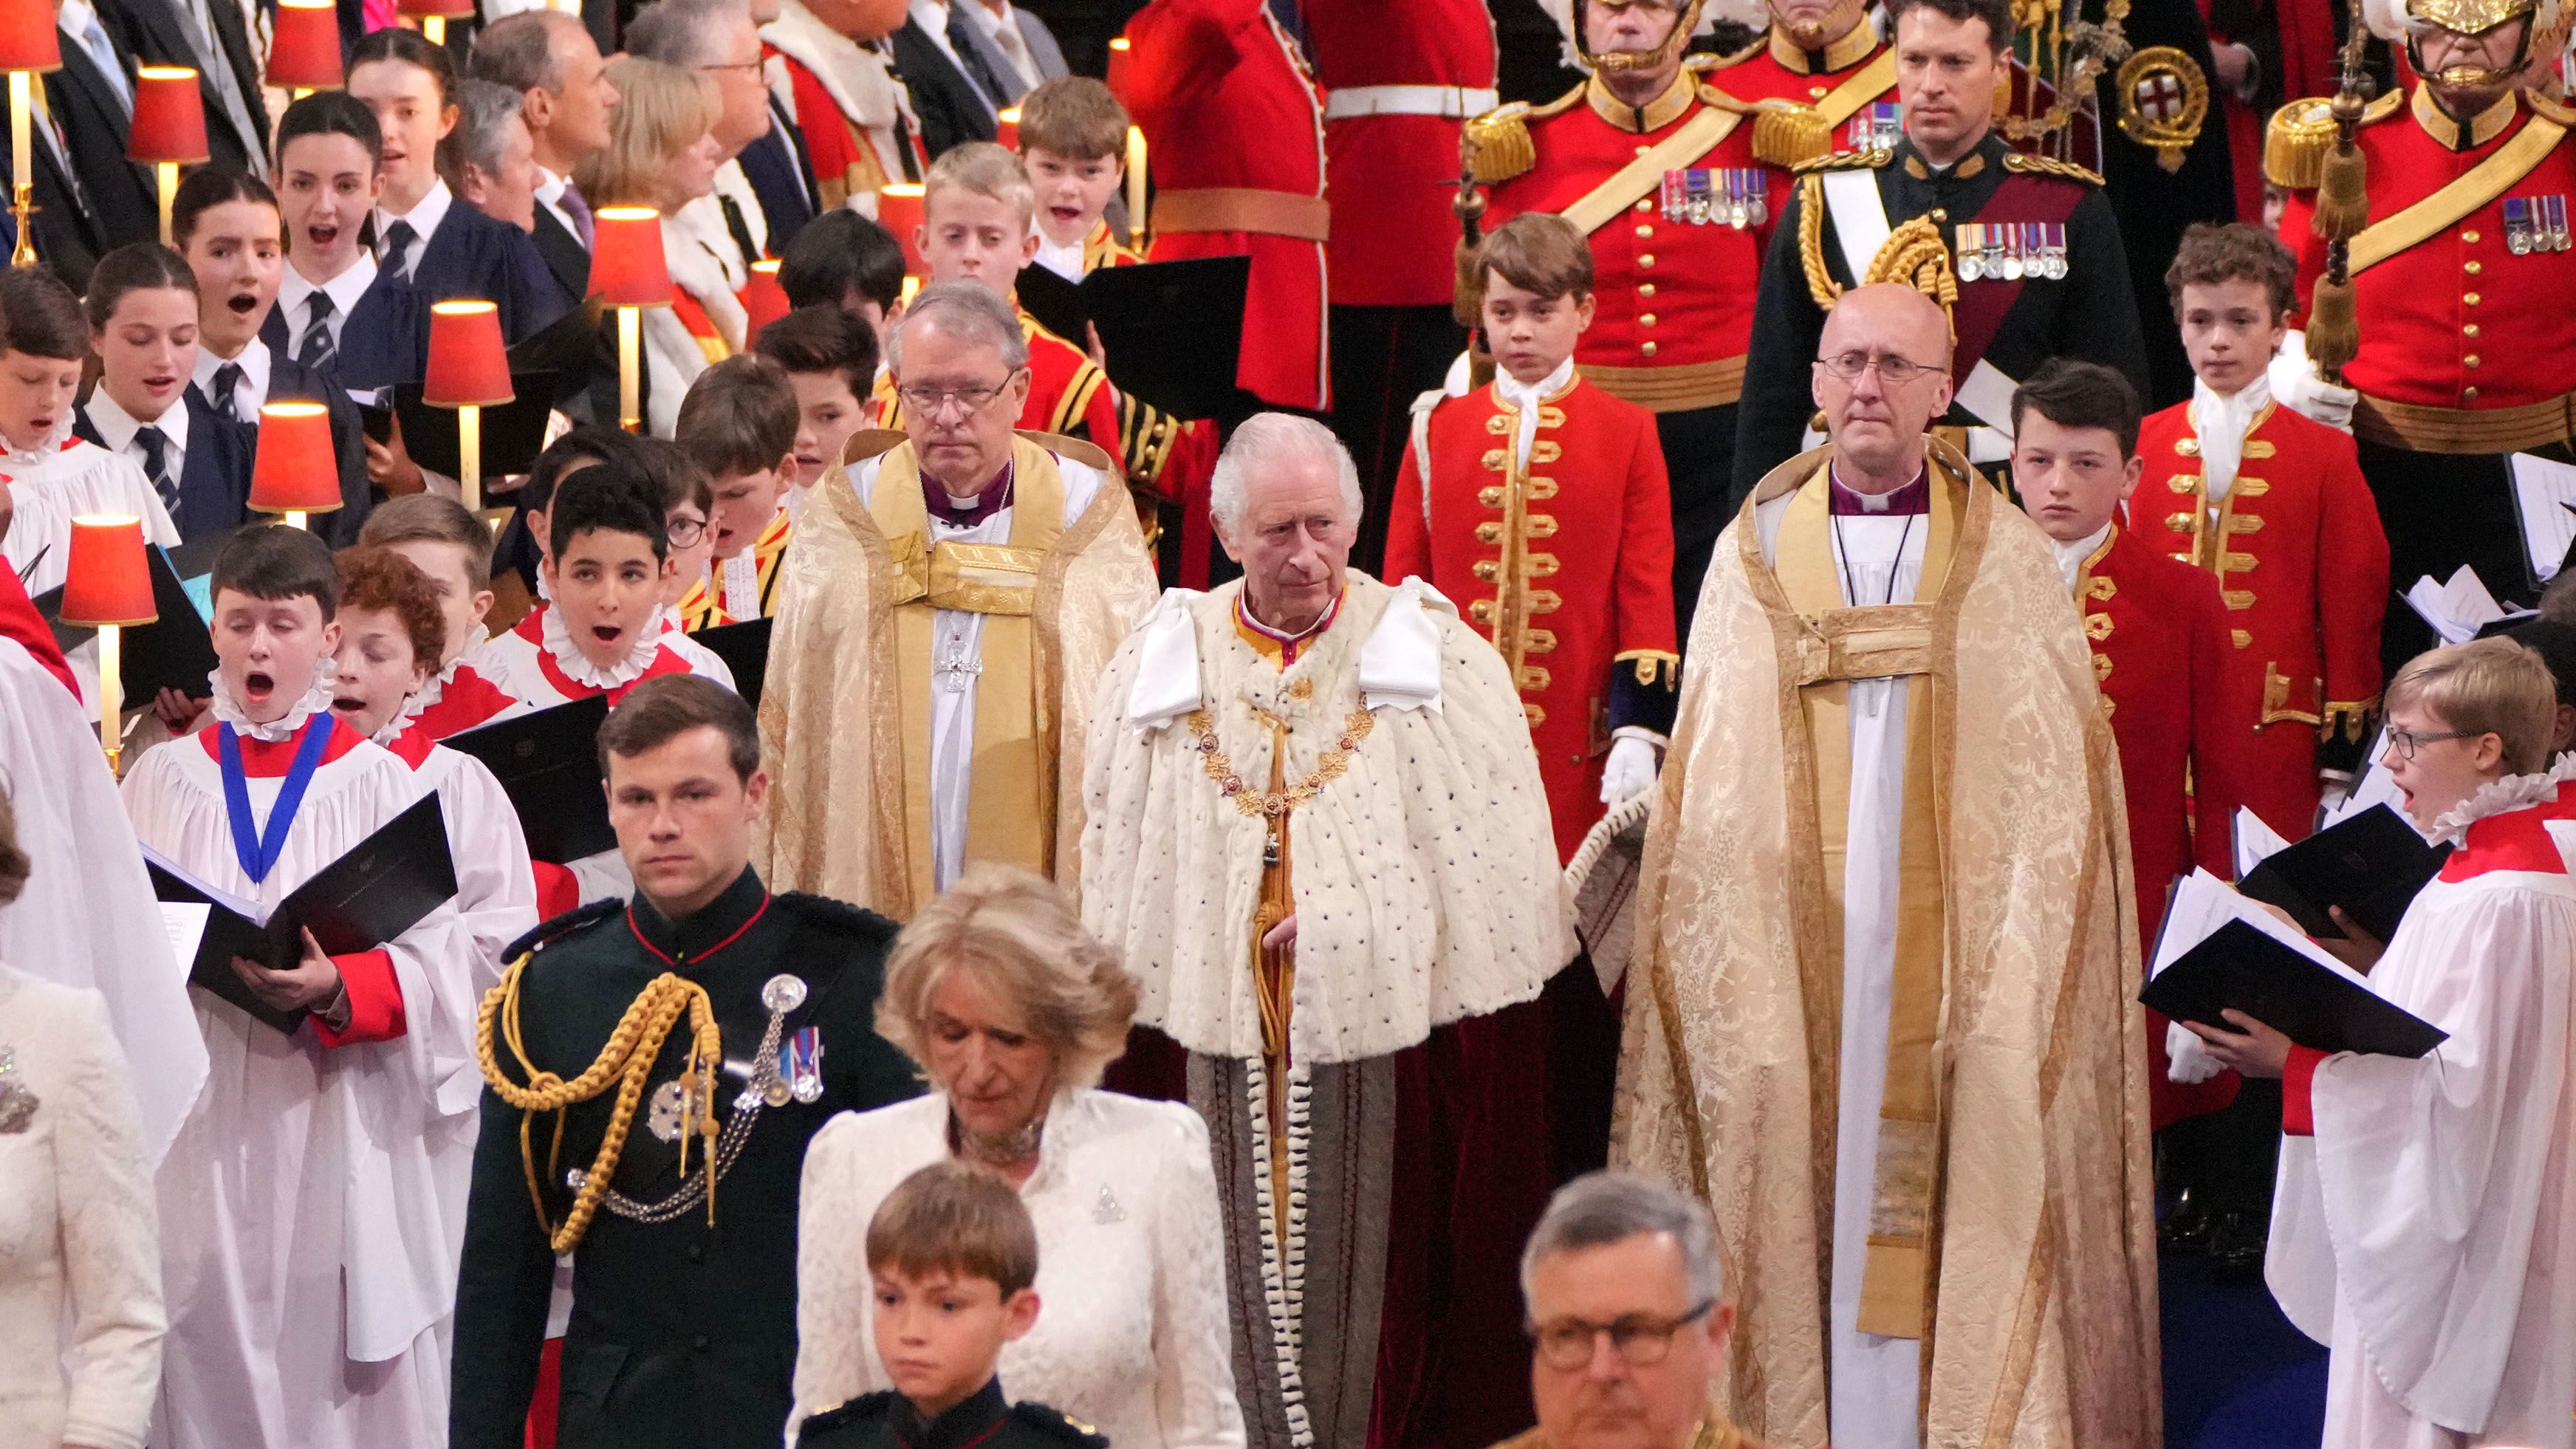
[2116,46,2210,174]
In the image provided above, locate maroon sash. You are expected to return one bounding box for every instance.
[1949,172,2086,378]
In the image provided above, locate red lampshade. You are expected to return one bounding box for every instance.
[0,1,61,74]
[60,515,154,626]
[267,0,342,91]
[397,0,476,17]
[744,259,789,338]
[425,301,513,406]
[250,402,343,513]
[1106,36,1131,98]
[129,67,209,165]
[996,106,1020,151]
[876,184,925,276]
[591,206,672,306]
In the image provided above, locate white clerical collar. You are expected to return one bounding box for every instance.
[2190,371,2271,501]
[84,385,188,456]
[377,178,454,247]
[541,600,671,689]
[205,657,340,742]
[2051,521,2112,592]
[193,337,272,416]
[281,250,380,326]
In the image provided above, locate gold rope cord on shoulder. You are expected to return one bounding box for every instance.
[1862,213,1959,336]
[476,956,726,1253]
[1798,173,1841,308]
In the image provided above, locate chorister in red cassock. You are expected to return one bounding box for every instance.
[1383,365,1679,863]
[1117,0,1331,411]
[2137,397,2389,838]
[2071,518,2253,1127]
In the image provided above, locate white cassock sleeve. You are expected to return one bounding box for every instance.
[420,745,539,996]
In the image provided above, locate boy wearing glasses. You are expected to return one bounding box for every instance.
[1382,212,1679,864]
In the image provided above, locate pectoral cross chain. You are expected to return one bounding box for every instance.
[935,646,983,693]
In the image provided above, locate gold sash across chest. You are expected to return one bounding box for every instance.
[1562,102,1750,235]
[868,436,1069,906]
[1769,462,1960,1342]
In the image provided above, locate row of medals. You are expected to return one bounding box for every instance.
[1956,222,2069,281]
[644,973,823,1148]
[1662,168,1770,230]
[2503,194,2572,256]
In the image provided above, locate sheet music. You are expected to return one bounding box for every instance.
[2151,869,2366,986]
[140,840,269,923]
[2232,806,2292,877]
[2511,453,2576,583]
[160,902,210,969]
[2402,564,2510,645]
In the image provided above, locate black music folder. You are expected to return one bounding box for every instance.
[385,372,561,480]
[2141,869,2448,1059]
[446,694,613,864]
[693,616,773,712]
[2236,803,2451,943]
[33,542,222,700]
[147,793,459,1033]
[1014,254,1251,419]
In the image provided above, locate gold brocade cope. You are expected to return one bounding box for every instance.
[869,435,1068,910]
[1768,464,1959,1340]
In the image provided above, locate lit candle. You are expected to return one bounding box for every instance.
[7,73,27,224]
[618,307,641,432]
[1126,125,1148,244]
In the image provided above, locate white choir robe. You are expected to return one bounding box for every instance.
[1754,485,1928,1449]
[0,636,205,1164]
[848,449,1108,891]
[121,716,479,1449]
[0,436,182,700]
[380,725,538,996]
[2267,784,2576,1449]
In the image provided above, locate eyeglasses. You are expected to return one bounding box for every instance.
[698,59,767,75]
[666,516,708,548]
[897,373,1021,419]
[1815,351,1941,386]
[2385,726,2479,760]
[1527,1299,1714,1369]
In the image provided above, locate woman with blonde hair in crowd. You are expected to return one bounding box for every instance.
[792,864,1244,1449]
[575,57,739,437]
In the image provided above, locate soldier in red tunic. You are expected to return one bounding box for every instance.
[2145,223,2390,839]
[1705,0,1903,200]
[1116,0,1330,413]
[1385,213,1680,865]
[2267,0,2576,669]
[1467,0,1771,631]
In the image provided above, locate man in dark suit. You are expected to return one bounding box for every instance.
[472,10,617,306]
[739,0,823,250]
[37,1,158,284]
[96,0,269,177]
[890,14,998,158]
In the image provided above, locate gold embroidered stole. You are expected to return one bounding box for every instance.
[1769,462,1959,1341]
[869,435,1069,905]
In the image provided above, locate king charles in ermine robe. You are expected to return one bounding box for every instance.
[1613,439,2159,1449]
[1083,572,1578,1449]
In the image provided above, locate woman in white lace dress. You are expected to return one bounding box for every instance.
[792,866,1244,1449]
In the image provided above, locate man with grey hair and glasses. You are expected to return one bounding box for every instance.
[756,279,1155,919]
[1084,411,1578,1449]
[1506,1171,1755,1449]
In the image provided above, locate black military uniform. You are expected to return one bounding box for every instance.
[449,867,922,1449]
[1731,126,2151,504]
[798,1380,1110,1449]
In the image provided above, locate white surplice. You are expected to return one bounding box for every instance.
[1756,482,1929,1449]
[2267,769,2576,1449]
[0,638,205,1165]
[382,731,538,999]
[121,692,477,1449]
[850,451,1105,891]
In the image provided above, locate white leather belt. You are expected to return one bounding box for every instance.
[1323,85,1501,120]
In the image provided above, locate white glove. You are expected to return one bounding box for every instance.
[1599,734,1660,805]
[2166,1018,2224,1084]
[2268,330,2357,433]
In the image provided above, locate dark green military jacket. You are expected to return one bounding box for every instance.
[449,866,921,1449]
[798,1379,1109,1449]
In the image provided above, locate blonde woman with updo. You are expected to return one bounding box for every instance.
[575,57,739,437]
[791,865,1244,1449]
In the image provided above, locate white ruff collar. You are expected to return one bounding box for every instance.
[542,601,668,689]
[2426,756,2576,844]
[1,416,78,468]
[207,657,340,741]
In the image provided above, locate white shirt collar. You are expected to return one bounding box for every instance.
[193,338,273,417]
[57,0,106,41]
[1031,227,1086,281]
[280,250,381,331]
[541,600,674,689]
[910,0,963,64]
[377,179,453,255]
[84,386,188,456]
[533,166,568,207]
[2051,521,2113,592]
[2190,370,2272,502]
[1491,356,1575,470]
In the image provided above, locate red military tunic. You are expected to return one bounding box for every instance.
[2139,396,2390,839]
[1383,369,1679,862]
[1120,0,1330,410]
[1476,61,1767,416]
[1304,0,1498,308]
[1704,21,1901,219]
[2074,522,2250,1128]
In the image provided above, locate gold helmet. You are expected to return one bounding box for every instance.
[2366,0,2569,85]
[1576,0,1715,72]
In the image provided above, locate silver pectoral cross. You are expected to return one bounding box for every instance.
[935,646,984,693]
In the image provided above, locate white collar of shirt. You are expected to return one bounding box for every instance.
[193,338,272,419]
[534,166,569,208]
[85,385,188,458]
[2190,371,2272,502]
[1031,227,1086,281]
[376,179,453,266]
[910,0,965,65]
[2052,521,2112,592]
[1493,357,1574,469]
[280,251,380,338]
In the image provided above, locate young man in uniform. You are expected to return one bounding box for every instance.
[449,676,921,1449]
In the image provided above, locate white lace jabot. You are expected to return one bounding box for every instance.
[541,603,668,690]
[205,658,339,741]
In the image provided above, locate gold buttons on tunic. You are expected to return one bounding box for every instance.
[1635,196,1654,213]
[2465,354,2481,369]
[1642,340,1659,357]
[2464,323,2479,338]
[1638,282,1657,297]
[2465,260,2482,275]
[1635,224,1654,238]
[2465,292,2481,306]
[2464,385,2481,400]
[2463,230,2480,243]
[1641,313,1658,326]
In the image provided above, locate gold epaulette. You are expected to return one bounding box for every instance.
[2529,89,2576,123]
[2002,151,2106,185]
[1465,102,1536,183]
[1792,145,1889,174]
[2264,91,2405,188]
[1753,100,1833,168]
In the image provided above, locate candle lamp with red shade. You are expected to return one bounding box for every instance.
[425,301,513,508]
[744,259,789,338]
[129,66,209,245]
[0,4,59,270]
[250,401,343,531]
[60,515,155,774]
[267,0,342,97]
[397,0,474,47]
[591,206,671,433]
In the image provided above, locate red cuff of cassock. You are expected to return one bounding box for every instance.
[2281,1045,2326,1136]
[531,860,583,922]
[312,950,406,1046]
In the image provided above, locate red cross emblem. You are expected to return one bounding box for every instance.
[2134,72,2185,123]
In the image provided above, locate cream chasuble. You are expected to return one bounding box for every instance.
[1613,442,2159,1449]
[755,430,1156,917]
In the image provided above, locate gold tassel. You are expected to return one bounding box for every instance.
[1753,104,1832,169]
[1453,237,1484,331]
[2311,137,2369,242]
[2306,273,2359,377]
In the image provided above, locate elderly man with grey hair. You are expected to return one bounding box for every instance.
[1504,1171,1755,1449]
[625,0,812,287]
[1083,411,1578,1449]
[470,10,619,297]
[445,79,541,233]
[756,279,1156,919]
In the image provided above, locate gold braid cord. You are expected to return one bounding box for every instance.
[1798,173,1842,308]
[1863,213,1961,335]
[476,957,726,1253]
